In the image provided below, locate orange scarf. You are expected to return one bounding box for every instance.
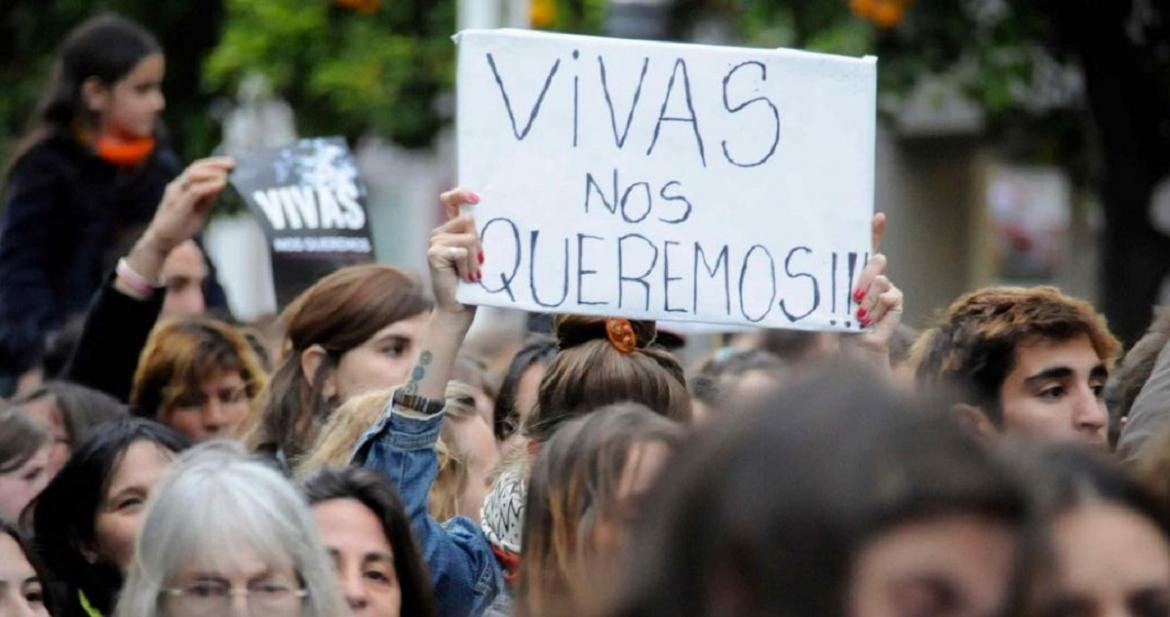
[94,132,155,167]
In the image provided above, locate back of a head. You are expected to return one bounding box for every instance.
[606,373,1026,617]
[259,265,432,460]
[301,465,436,617]
[520,402,683,617]
[1014,441,1169,532]
[911,286,1120,424]
[526,316,691,442]
[117,441,346,617]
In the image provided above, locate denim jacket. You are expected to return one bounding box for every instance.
[351,392,504,617]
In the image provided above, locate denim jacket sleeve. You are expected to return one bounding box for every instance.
[351,392,503,617]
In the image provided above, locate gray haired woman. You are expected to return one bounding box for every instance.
[115,441,348,617]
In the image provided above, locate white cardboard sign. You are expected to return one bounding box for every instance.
[455,29,876,331]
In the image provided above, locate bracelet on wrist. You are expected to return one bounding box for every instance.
[116,257,162,298]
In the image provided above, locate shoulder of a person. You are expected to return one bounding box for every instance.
[8,134,85,182]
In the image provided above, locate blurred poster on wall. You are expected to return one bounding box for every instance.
[988,164,1070,282]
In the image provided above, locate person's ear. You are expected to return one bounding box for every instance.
[300,344,337,400]
[952,403,998,440]
[79,542,99,565]
[80,77,110,115]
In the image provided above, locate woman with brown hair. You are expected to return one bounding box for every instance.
[247,264,433,463]
[522,315,691,442]
[130,317,267,443]
[518,402,683,617]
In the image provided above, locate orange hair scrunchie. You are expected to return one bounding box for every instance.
[605,318,638,354]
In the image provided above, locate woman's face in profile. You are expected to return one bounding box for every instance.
[848,514,1017,617]
[1042,503,1170,617]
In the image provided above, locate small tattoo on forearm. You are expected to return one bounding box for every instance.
[419,350,433,365]
[403,381,419,395]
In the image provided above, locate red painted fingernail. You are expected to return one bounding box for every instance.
[860,317,871,327]
[476,271,483,281]
[478,252,484,264]
[853,289,864,302]
[468,193,480,204]
[858,307,867,319]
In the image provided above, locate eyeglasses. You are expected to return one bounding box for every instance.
[161,579,308,616]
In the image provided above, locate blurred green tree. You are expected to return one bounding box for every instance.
[205,0,456,150]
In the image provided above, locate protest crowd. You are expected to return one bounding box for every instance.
[5,11,1170,617]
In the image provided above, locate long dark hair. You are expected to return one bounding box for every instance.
[301,465,436,617]
[31,418,188,617]
[605,371,1030,617]
[7,13,160,171]
[0,518,62,616]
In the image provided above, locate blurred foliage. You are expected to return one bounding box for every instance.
[671,0,1088,173]
[0,0,1125,171]
[206,0,457,150]
[0,0,224,163]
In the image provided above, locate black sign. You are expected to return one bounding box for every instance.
[230,137,376,307]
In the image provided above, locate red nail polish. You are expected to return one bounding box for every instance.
[476,272,483,281]
[468,193,480,204]
[478,252,484,264]
[858,307,867,319]
[853,289,864,302]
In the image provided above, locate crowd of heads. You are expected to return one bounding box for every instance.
[4,11,1170,617]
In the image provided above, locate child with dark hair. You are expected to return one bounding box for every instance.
[0,14,227,393]
[912,286,1122,448]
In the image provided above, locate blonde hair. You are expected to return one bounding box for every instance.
[294,389,390,478]
[293,380,488,514]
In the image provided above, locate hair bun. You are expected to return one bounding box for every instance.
[553,315,657,352]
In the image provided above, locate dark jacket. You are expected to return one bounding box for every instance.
[0,134,225,378]
[63,274,164,404]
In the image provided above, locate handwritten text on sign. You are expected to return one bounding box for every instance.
[455,30,876,330]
